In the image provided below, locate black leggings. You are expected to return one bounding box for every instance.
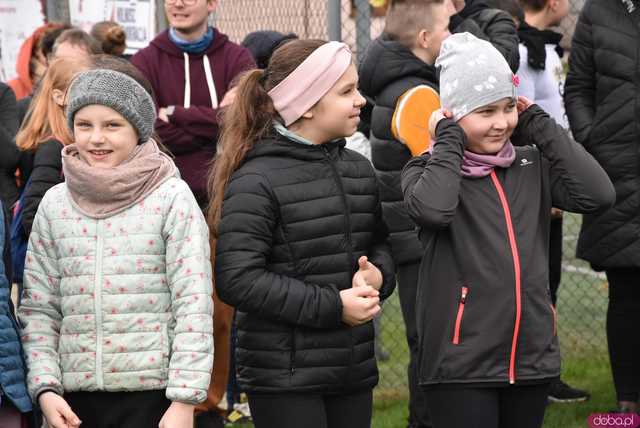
[605,268,640,402]
[424,383,550,428]
[247,389,372,428]
[65,390,171,428]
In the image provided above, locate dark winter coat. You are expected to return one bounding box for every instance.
[564,0,640,269]
[0,202,31,412]
[450,0,520,73]
[131,29,255,205]
[0,83,20,213]
[401,106,614,387]
[358,36,438,265]
[215,134,395,394]
[22,139,63,236]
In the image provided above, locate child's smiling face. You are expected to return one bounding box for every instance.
[295,63,366,143]
[458,97,518,155]
[73,104,139,168]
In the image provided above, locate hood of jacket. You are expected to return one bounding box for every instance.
[359,33,438,99]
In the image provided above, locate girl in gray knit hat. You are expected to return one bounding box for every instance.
[401,32,614,428]
[19,63,213,428]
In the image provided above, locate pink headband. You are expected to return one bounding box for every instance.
[268,41,353,126]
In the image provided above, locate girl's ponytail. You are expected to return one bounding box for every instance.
[207,68,276,235]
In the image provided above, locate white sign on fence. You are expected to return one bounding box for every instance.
[69,0,156,55]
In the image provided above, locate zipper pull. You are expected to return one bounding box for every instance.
[460,286,468,304]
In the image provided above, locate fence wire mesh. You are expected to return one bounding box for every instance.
[40,0,605,399]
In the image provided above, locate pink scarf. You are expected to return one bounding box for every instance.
[61,139,178,219]
[461,141,516,178]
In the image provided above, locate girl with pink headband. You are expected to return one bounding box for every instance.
[207,39,395,428]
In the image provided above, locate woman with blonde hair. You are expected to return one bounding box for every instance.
[15,56,89,236]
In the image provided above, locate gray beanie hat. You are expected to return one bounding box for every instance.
[66,69,156,142]
[436,32,517,121]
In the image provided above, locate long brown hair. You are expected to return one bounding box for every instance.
[206,39,327,239]
[16,57,89,151]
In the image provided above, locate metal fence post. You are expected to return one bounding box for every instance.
[328,0,342,41]
[354,0,371,64]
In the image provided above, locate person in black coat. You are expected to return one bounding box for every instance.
[209,39,395,428]
[402,33,614,428]
[0,83,20,217]
[564,0,640,413]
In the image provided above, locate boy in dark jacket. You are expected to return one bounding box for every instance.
[358,1,519,427]
[402,32,614,428]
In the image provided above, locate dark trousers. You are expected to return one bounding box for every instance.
[424,383,550,428]
[247,389,372,428]
[65,390,171,428]
[549,217,563,306]
[605,268,640,402]
[397,261,431,427]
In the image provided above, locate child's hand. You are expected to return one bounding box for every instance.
[428,108,453,139]
[352,256,383,290]
[516,96,534,115]
[340,286,380,326]
[159,402,195,428]
[39,391,81,428]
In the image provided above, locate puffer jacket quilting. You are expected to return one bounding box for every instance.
[19,177,213,404]
[565,0,640,268]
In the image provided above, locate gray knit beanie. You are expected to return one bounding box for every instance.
[436,32,517,121]
[66,69,156,143]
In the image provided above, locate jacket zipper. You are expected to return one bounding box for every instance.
[321,145,355,385]
[452,286,469,345]
[321,145,354,268]
[489,171,522,385]
[550,303,557,336]
[94,219,105,389]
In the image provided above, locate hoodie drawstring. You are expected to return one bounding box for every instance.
[203,55,219,109]
[183,52,219,110]
[183,52,191,108]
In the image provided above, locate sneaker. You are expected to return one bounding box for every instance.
[548,379,590,403]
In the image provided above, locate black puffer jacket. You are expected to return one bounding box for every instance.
[565,0,638,269]
[215,134,395,393]
[22,139,64,236]
[401,106,614,387]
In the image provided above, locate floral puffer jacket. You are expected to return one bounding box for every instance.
[19,177,213,404]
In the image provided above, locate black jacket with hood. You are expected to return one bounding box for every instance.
[359,36,438,265]
[215,133,395,394]
[401,106,614,387]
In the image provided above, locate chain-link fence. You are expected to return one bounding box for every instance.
[39,0,606,400]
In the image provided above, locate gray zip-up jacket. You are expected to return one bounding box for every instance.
[401,105,614,387]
